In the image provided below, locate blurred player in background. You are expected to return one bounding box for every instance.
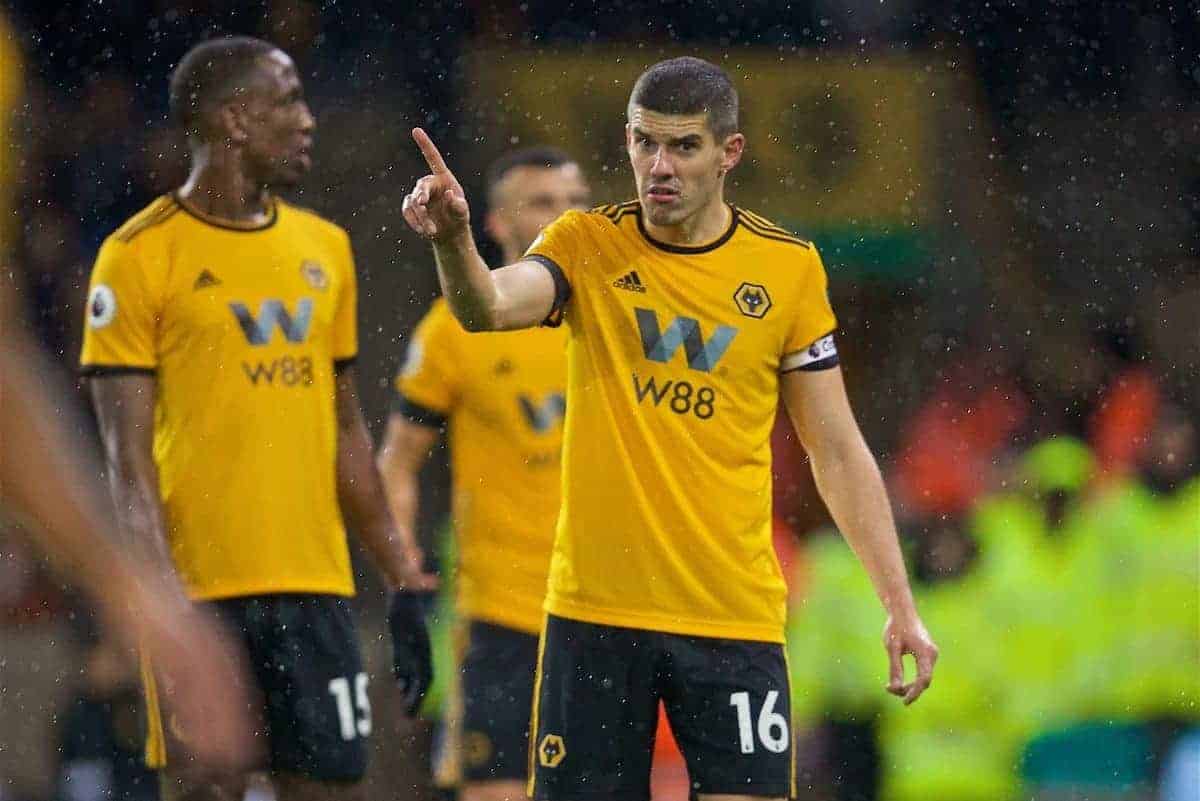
[403,56,937,801]
[79,36,433,801]
[2,13,253,780]
[378,147,589,801]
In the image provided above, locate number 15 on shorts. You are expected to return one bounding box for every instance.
[730,690,789,754]
[328,673,372,741]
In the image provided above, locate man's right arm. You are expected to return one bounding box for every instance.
[403,128,560,332]
[376,413,441,546]
[431,233,558,332]
[375,411,443,715]
[89,374,181,597]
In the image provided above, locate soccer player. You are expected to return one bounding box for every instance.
[378,147,590,801]
[80,37,434,801]
[402,57,938,801]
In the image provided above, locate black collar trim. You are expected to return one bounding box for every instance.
[173,192,279,232]
[635,203,739,254]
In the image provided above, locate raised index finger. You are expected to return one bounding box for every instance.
[412,128,451,175]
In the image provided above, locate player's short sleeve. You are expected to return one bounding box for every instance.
[780,245,839,373]
[332,230,358,365]
[392,301,462,427]
[79,237,161,373]
[523,209,589,325]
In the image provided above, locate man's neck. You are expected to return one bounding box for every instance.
[177,146,273,224]
[641,194,731,248]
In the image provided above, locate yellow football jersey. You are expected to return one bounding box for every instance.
[80,194,358,601]
[395,299,567,635]
[526,202,837,643]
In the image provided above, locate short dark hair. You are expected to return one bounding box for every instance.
[485,146,575,206]
[169,36,279,138]
[628,57,739,139]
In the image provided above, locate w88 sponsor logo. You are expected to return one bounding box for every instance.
[242,355,315,387]
[632,373,716,420]
[230,298,317,387]
[631,308,731,419]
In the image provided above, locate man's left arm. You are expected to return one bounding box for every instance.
[335,364,438,716]
[780,365,938,705]
[334,364,435,591]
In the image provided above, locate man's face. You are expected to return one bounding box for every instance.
[626,105,742,228]
[488,163,591,256]
[233,50,315,188]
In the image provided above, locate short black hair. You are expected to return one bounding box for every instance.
[169,36,279,138]
[628,57,739,139]
[485,146,575,206]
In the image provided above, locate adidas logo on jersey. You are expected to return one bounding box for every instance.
[193,269,222,290]
[612,271,646,293]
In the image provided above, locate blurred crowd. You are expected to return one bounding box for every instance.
[2,1,1198,800]
[784,372,1198,801]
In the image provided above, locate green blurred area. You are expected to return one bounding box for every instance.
[788,454,1200,801]
[799,225,938,283]
[420,520,459,718]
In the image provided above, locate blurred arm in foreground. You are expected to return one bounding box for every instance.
[0,275,256,776]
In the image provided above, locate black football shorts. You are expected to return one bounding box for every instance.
[529,614,794,801]
[434,619,540,785]
[144,593,368,781]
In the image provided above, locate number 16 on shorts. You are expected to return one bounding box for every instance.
[730,690,789,754]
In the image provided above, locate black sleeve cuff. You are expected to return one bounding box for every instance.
[779,330,840,373]
[526,254,571,328]
[780,353,840,373]
[391,394,448,430]
[334,356,357,374]
[79,365,157,378]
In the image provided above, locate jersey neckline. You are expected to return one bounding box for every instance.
[634,202,739,254]
[172,192,279,232]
